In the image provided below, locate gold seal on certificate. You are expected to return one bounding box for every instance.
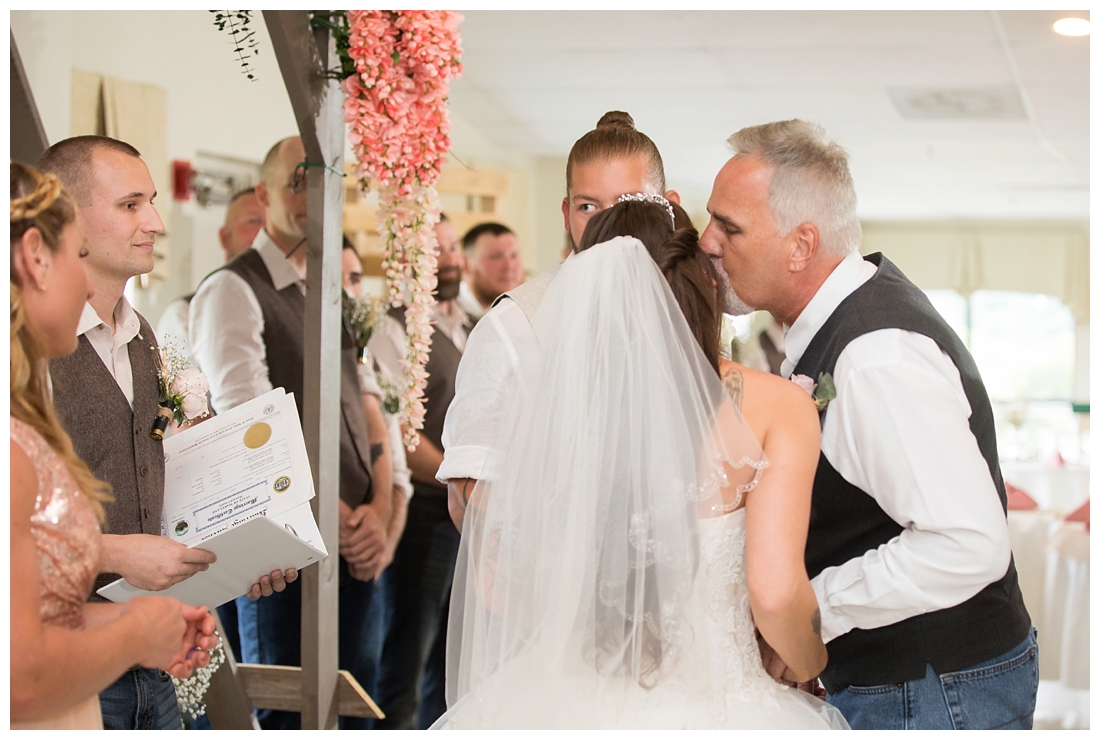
[244,422,272,449]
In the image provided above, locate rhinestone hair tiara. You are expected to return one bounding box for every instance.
[617,192,675,225]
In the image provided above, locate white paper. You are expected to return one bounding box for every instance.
[97,515,328,609]
[162,388,314,546]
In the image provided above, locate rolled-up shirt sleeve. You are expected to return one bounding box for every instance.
[189,270,272,414]
[810,329,1012,643]
[437,300,532,484]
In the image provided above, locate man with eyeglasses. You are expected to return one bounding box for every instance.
[189,136,391,729]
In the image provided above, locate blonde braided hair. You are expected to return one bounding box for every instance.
[10,162,111,520]
[10,171,63,222]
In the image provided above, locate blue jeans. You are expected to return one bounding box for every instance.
[99,667,182,730]
[371,492,461,730]
[828,628,1039,730]
[234,557,377,729]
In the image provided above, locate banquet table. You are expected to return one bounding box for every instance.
[1006,510,1090,729]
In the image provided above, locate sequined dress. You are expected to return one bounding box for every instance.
[10,416,104,730]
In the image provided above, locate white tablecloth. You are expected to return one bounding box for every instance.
[1001,462,1090,514]
[1007,512,1089,685]
[1007,511,1090,729]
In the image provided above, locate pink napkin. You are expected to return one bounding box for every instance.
[1065,499,1090,531]
[1005,481,1038,511]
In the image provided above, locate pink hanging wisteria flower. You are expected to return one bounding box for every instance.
[342,10,463,450]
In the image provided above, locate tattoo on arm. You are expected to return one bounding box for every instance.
[721,366,744,410]
[811,608,821,637]
[370,443,384,465]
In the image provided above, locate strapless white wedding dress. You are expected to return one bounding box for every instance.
[433,510,848,730]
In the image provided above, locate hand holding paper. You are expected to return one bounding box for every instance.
[102,534,217,591]
[246,568,300,600]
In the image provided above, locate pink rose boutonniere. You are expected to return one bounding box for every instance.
[152,341,211,440]
[791,372,837,412]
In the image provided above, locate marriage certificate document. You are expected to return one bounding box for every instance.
[161,387,316,546]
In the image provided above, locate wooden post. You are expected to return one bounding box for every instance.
[10,30,49,163]
[264,10,343,729]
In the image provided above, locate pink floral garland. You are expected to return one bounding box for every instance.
[342,10,463,450]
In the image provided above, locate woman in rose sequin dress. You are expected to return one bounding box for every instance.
[9,163,217,729]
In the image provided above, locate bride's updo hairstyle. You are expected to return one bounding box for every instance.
[10,162,111,520]
[566,111,666,195]
[580,199,722,374]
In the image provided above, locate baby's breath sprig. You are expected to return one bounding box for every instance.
[173,632,227,721]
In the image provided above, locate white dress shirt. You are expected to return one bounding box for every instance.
[76,298,144,407]
[787,253,1012,643]
[356,347,413,500]
[156,295,193,362]
[189,231,305,414]
[456,281,489,321]
[436,294,541,484]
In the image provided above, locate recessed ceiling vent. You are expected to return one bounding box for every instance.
[889,86,1026,120]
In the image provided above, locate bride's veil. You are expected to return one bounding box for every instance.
[443,236,768,718]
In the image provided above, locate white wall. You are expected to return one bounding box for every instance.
[11,10,558,325]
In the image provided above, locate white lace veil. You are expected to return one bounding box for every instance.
[443,236,769,719]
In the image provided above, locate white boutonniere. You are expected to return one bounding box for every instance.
[152,340,210,440]
[791,372,837,412]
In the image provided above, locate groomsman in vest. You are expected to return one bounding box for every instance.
[367,213,474,729]
[39,136,221,730]
[189,136,390,729]
[700,120,1035,730]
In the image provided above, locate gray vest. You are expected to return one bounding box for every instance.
[50,311,165,600]
[389,305,471,494]
[221,248,374,508]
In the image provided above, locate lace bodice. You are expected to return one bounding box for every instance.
[689,510,774,697]
[11,417,102,630]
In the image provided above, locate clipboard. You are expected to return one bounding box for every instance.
[97,515,327,610]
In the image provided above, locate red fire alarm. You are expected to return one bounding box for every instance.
[173,160,194,201]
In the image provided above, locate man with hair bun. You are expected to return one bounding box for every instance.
[700,119,1035,729]
[440,111,681,531]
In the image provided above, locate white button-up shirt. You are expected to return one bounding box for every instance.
[189,230,305,414]
[436,293,541,484]
[789,253,1012,643]
[77,297,144,407]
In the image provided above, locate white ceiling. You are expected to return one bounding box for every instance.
[448,9,1090,221]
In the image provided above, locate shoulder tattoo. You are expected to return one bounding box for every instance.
[721,366,744,410]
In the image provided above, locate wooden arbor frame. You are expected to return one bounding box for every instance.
[9,11,379,730]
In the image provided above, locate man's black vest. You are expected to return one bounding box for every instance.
[223,248,373,508]
[793,253,1030,693]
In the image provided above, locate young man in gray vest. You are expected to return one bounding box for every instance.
[40,136,224,730]
[190,136,391,729]
[699,120,1035,730]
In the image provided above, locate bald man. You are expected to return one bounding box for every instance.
[189,137,390,729]
[156,188,264,360]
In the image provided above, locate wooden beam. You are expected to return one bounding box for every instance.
[10,30,49,163]
[203,612,260,730]
[234,665,384,719]
[264,10,343,730]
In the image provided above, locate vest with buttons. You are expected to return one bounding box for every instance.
[794,252,1030,693]
[50,311,165,600]
[222,248,373,509]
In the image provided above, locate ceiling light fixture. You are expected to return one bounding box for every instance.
[1053,17,1090,37]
